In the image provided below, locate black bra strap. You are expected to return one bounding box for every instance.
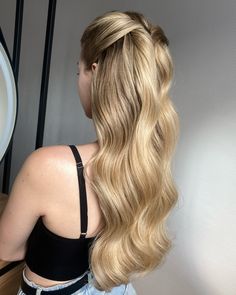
[68,145,88,239]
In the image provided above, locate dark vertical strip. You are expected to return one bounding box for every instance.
[2,0,24,195]
[12,0,24,82]
[35,0,57,149]
[0,260,24,277]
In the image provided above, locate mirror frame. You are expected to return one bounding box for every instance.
[0,27,18,165]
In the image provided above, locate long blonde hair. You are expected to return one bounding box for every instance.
[81,10,180,291]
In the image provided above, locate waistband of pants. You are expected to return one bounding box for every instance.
[20,268,91,295]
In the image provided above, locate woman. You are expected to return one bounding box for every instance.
[0,10,179,295]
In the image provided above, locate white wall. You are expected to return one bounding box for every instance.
[0,1,235,294]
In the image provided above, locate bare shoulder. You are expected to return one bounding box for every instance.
[35,142,99,162]
[33,143,102,231]
[28,143,99,191]
[25,145,73,186]
[29,143,97,167]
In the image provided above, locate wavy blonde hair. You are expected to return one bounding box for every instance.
[81,10,179,291]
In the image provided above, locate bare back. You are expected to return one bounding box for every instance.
[25,141,103,287]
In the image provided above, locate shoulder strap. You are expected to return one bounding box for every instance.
[68,145,88,239]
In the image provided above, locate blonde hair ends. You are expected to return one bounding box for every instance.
[81,10,180,291]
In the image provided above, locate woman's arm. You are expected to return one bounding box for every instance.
[0,147,50,261]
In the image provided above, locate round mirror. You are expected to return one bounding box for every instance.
[0,29,18,164]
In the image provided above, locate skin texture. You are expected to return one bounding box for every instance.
[0,57,101,287]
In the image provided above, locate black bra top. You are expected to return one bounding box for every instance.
[25,145,97,281]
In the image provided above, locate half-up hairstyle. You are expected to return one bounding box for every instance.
[80,10,180,291]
